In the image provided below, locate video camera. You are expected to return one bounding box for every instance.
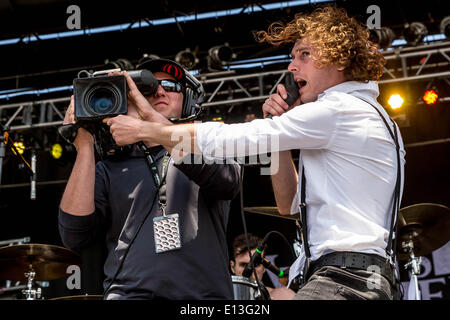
[58,68,159,159]
[73,68,158,120]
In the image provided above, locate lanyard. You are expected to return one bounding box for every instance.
[138,142,171,216]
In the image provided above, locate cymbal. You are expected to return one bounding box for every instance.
[0,244,81,281]
[244,206,300,221]
[396,203,450,260]
[50,295,103,300]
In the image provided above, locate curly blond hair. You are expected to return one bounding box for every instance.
[255,6,385,82]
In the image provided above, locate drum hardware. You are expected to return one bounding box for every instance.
[0,237,31,248]
[401,239,422,300]
[22,267,41,300]
[231,275,269,300]
[0,244,81,300]
[396,203,450,300]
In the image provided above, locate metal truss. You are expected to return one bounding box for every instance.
[381,41,450,84]
[1,41,450,132]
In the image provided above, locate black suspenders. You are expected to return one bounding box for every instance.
[299,98,402,279]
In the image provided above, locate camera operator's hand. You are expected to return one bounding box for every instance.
[123,71,172,125]
[103,115,145,146]
[262,84,299,118]
[63,95,94,152]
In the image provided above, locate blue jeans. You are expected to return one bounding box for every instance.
[292,266,400,300]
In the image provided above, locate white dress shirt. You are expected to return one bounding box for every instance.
[195,81,405,265]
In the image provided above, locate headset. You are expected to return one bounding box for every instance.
[176,70,205,123]
[136,58,205,123]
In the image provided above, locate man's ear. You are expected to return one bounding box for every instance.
[230,260,235,272]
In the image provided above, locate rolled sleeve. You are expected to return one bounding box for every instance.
[58,208,97,251]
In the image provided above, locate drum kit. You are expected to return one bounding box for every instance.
[0,243,101,300]
[241,202,450,300]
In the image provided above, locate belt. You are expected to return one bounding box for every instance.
[308,251,396,286]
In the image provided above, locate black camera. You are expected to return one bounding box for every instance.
[73,69,158,120]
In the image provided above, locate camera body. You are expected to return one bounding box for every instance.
[74,73,126,121]
[68,68,159,159]
[73,69,158,121]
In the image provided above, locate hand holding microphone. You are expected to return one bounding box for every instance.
[263,72,300,119]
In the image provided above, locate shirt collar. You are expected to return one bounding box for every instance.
[318,81,380,102]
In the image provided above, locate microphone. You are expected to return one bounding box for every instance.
[261,256,287,278]
[266,73,300,120]
[30,150,36,200]
[284,72,300,107]
[242,242,265,278]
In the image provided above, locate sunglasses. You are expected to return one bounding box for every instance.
[158,79,183,93]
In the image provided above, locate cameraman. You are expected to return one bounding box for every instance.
[58,59,241,300]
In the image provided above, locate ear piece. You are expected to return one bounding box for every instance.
[179,70,204,120]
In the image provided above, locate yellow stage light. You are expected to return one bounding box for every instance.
[212,117,224,123]
[388,94,404,110]
[51,143,63,159]
[13,141,25,155]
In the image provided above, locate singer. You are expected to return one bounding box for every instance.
[58,58,241,299]
[105,6,406,300]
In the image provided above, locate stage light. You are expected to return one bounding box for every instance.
[50,143,63,159]
[441,16,450,39]
[212,117,224,122]
[104,58,134,71]
[423,89,438,105]
[175,48,199,70]
[208,43,236,68]
[137,53,160,66]
[369,27,396,49]
[388,94,404,110]
[403,22,428,46]
[13,141,25,155]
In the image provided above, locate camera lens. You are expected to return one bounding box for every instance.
[88,87,117,114]
[84,83,122,116]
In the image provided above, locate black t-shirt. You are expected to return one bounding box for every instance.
[59,145,240,299]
